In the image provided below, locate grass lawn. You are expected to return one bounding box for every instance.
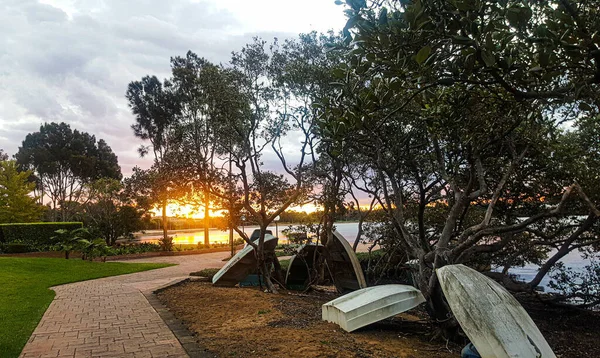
[0,257,173,357]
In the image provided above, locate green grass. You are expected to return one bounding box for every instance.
[279,258,290,271]
[0,257,172,357]
[356,249,383,262]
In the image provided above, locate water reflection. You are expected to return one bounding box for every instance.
[137,222,361,246]
[135,221,592,292]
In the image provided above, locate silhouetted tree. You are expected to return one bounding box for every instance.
[15,122,121,221]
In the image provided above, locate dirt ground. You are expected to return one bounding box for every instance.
[158,282,461,358]
[518,294,600,358]
[158,282,600,358]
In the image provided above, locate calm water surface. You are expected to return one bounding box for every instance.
[137,222,589,291]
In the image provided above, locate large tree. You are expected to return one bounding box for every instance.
[0,160,43,223]
[202,37,326,292]
[126,75,182,243]
[316,0,600,332]
[169,52,249,246]
[15,122,121,221]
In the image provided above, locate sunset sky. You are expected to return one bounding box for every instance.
[0,0,347,175]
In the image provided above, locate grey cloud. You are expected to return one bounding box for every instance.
[23,1,68,23]
[0,0,343,176]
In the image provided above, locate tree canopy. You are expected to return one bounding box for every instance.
[15,122,121,221]
[0,161,43,223]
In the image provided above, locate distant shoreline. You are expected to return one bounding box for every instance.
[135,221,362,237]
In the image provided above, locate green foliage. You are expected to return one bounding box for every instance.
[159,235,174,251]
[109,243,161,255]
[126,76,181,161]
[51,228,94,259]
[308,0,600,322]
[15,122,121,221]
[0,257,171,357]
[82,178,147,246]
[0,242,33,254]
[0,222,83,249]
[78,238,112,261]
[0,161,43,223]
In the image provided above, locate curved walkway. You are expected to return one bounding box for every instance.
[20,252,229,358]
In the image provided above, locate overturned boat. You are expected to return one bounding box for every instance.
[284,230,367,292]
[285,243,324,289]
[322,284,425,332]
[327,230,368,292]
[212,234,278,287]
[437,264,556,358]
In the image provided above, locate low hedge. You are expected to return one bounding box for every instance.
[0,222,84,249]
[0,242,33,254]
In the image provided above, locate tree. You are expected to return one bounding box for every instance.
[15,122,122,221]
[316,0,600,333]
[0,161,43,223]
[0,149,8,161]
[202,37,322,292]
[82,178,147,246]
[123,165,180,250]
[169,52,247,246]
[126,76,182,243]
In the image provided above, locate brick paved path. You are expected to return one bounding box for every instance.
[19,252,229,358]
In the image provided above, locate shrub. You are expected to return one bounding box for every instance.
[51,228,93,259]
[0,242,33,254]
[80,238,113,261]
[109,243,160,256]
[0,222,83,250]
[159,236,174,251]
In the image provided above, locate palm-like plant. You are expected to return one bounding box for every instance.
[51,228,92,259]
[79,238,113,262]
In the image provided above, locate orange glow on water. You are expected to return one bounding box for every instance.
[150,203,223,219]
[151,202,322,218]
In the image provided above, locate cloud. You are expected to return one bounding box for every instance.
[0,0,346,175]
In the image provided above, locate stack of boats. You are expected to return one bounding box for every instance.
[213,231,556,357]
[322,265,556,357]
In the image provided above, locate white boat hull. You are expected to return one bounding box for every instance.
[322,284,425,332]
[212,234,278,286]
[437,264,556,358]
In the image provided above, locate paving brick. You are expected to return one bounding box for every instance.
[19,252,230,358]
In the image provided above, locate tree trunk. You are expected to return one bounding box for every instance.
[419,260,460,340]
[65,250,70,260]
[204,192,210,246]
[352,216,364,252]
[162,201,168,242]
[257,225,278,293]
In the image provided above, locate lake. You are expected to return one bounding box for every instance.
[137,222,362,246]
[137,221,590,291]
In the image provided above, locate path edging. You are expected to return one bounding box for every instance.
[143,278,215,358]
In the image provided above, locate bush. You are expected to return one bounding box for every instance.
[159,236,174,251]
[0,222,83,250]
[80,238,113,261]
[0,242,33,254]
[109,243,161,256]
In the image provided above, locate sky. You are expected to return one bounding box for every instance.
[0,0,347,175]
